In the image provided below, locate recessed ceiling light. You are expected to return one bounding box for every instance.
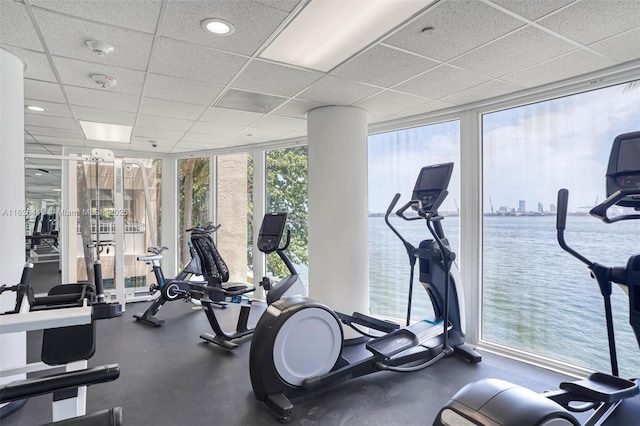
[26,105,47,112]
[53,188,62,192]
[260,0,437,72]
[35,172,42,176]
[79,120,132,143]
[201,18,235,36]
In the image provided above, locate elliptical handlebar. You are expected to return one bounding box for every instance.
[279,229,291,251]
[556,189,595,268]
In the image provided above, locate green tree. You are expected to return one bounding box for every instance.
[248,147,309,278]
[179,157,210,266]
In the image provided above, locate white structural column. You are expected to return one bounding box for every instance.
[307,106,369,333]
[0,49,27,386]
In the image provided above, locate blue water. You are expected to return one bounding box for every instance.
[367,215,639,378]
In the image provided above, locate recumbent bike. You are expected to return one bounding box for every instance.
[249,162,481,422]
[434,131,640,426]
[188,212,306,350]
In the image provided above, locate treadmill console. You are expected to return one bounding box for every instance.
[411,162,454,213]
[257,212,287,254]
[606,131,640,209]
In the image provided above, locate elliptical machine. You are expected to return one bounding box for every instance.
[249,163,481,422]
[133,242,204,327]
[434,131,640,426]
[190,212,306,350]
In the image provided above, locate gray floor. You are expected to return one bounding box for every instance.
[3,296,589,426]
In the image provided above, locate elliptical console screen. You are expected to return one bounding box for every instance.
[258,212,287,253]
[411,162,454,212]
[606,131,640,208]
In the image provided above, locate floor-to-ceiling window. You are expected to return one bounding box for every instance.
[178,157,210,269]
[264,146,309,286]
[482,80,640,377]
[216,153,253,284]
[368,121,460,322]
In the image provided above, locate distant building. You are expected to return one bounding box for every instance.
[519,200,526,212]
[538,202,543,214]
[550,203,556,213]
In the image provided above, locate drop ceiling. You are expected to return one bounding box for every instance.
[2,0,640,159]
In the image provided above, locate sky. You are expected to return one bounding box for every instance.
[368,81,640,214]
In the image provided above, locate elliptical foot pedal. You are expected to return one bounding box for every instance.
[366,329,418,358]
[560,373,638,403]
[265,393,293,423]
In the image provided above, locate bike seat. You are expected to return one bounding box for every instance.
[137,254,163,262]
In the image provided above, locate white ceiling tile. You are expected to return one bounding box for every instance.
[24,113,77,130]
[33,9,154,71]
[53,56,146,95]
[30,135,86,146]
[199,107,263,125]
[231,60,322,97]
[440,80,524,106]
[65,86,140,112]
[72,105,136,125]
[242,126,292,141]
[130,142,173,153]
[131,136,180,148]
[24,99,72,117]
[502,50,618,88]
[0,1,44,51]
[143,73,224,105]
[140,98,207,120]
[158,1,288,56]
[450,26,577,78]
[136,114,194,131]
[354,90,429,116]
[179,133,234,145]
[2,46,56,81]
[394,99,455,117]
[383,0,525,61]
[538,1,640,45]
[24,79,66,103]
[133,127,186,140]
[187,123,245,137]
[25,126,81,139]
[590,27,640,63]
[298,75,381,105]
[251,115,306,132]
[85,140,132,149]
[489,0,575,21]
[271,99,323,119]
[332,45,439,88]
[149,38,248,85]
[29,0,162,33]
[252,0,301,13]
[395,65,489,99]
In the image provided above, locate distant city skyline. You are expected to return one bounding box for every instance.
[368,81,640,214]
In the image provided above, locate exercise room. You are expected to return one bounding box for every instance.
[1,1,639,425]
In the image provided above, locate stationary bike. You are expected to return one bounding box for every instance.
[249,162,481,422]
[133,242,205,327]
[434,131,640,426]
[190,212,307,350]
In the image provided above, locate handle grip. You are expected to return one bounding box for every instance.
[556,189,569,231]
